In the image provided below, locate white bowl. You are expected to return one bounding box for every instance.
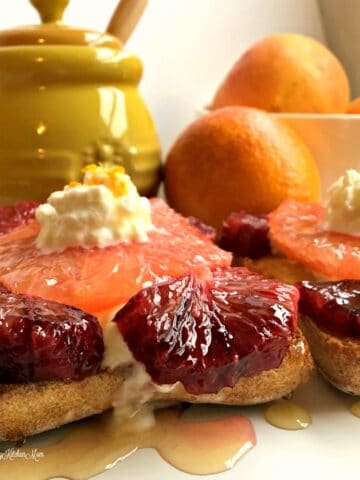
[271,113,360,197]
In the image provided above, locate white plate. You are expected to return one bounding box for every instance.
[86,373,357,480]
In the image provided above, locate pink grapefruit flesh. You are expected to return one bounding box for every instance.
[269,200,360,280]
[0,199,232,315]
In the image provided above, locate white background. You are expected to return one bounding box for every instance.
[2,0,358,152]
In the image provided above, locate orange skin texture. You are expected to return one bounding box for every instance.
[347,97,360,113]
[164,107,321,230]
[212,34,350,113]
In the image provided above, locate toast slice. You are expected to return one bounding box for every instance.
[240,256,316,284]
[300,316,360,395]
[0,371,123,442]
[154,329,313,405]
[0,330,313,442]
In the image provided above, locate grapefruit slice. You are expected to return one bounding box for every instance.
[269,200,360,280]
[0,199,231,314]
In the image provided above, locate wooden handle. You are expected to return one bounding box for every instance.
[107,0,148,45]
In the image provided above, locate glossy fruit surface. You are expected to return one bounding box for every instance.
[212,33,349,113]
[0,199,231,314]
[188,216,216,242]
[269,200,360,280]
[0,201,39,235]
[299,280,360,338]
[165,107,321,229]
[115,267,298,394]
[219,211,271,258]
[0,291,103,383]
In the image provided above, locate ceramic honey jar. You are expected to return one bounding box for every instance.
[0,0,161,203]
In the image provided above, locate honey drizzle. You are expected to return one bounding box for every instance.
[350,400,360,418]
[0,406,256,479]
[264,399,311,430]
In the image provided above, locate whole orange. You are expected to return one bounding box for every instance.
[212,34,349,113]
[165,107,321,229]
[347,97,360,113]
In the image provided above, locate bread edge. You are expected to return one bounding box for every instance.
[300,315,360,395]
[154,329,314,405]
[0,330,313,442]
[0,371,123,442]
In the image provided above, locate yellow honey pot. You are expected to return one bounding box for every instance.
[0,0,161,203]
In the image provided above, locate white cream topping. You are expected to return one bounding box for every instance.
[102,322,156,418]
[35,165,153,253]
[325,169,360,237]
[101,316,178,418]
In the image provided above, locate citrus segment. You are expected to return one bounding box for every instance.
[269,200,360,280]
[116,267,298,394]
[0,199,232,314]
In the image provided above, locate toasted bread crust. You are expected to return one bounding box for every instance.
[154,330,313,405]
[237,256,360,396]
[239,256,315,284]
[0,331,313,442]
[0,371,122,442]
[300,316,360,395]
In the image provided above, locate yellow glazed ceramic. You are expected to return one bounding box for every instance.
[0,0,161,202]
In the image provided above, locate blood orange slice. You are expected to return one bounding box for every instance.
[269,200,360,280]
[0,199,231,315]
[0,201,39,235]
[0,291,103,383]
[115,267,298,394]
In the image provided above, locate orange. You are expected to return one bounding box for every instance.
[212,34,349,113]
[269,199,360,280]
[0,199,231,315]
[347,97,360,113]
[165,107,321,229]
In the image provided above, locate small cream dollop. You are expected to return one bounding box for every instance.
[325,169,360,237]
[36,165,153,252]
[102,317,177,416]
[102,321,156,417]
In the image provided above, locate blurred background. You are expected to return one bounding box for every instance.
[2,0,358,152]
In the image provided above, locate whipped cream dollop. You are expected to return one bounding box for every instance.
[36,165,153,252]
[102,321,156,417]
[325,169,360,237]
[101,313,176,417]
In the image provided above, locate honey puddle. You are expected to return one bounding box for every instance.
[0,406,256,479]
[264,400,311,430]
[350,400,360,418]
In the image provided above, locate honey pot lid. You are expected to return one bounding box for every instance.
[0,0,122,48]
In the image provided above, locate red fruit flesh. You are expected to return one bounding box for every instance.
[219,212,271,258]
[269,200,360,280]
[115,267,299,395]
[0,292,104,383]
[0,201,40,235]
[299,280,360,339]
[0,284,10,294]
[0,199,231,314]
[188,216,217,242]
